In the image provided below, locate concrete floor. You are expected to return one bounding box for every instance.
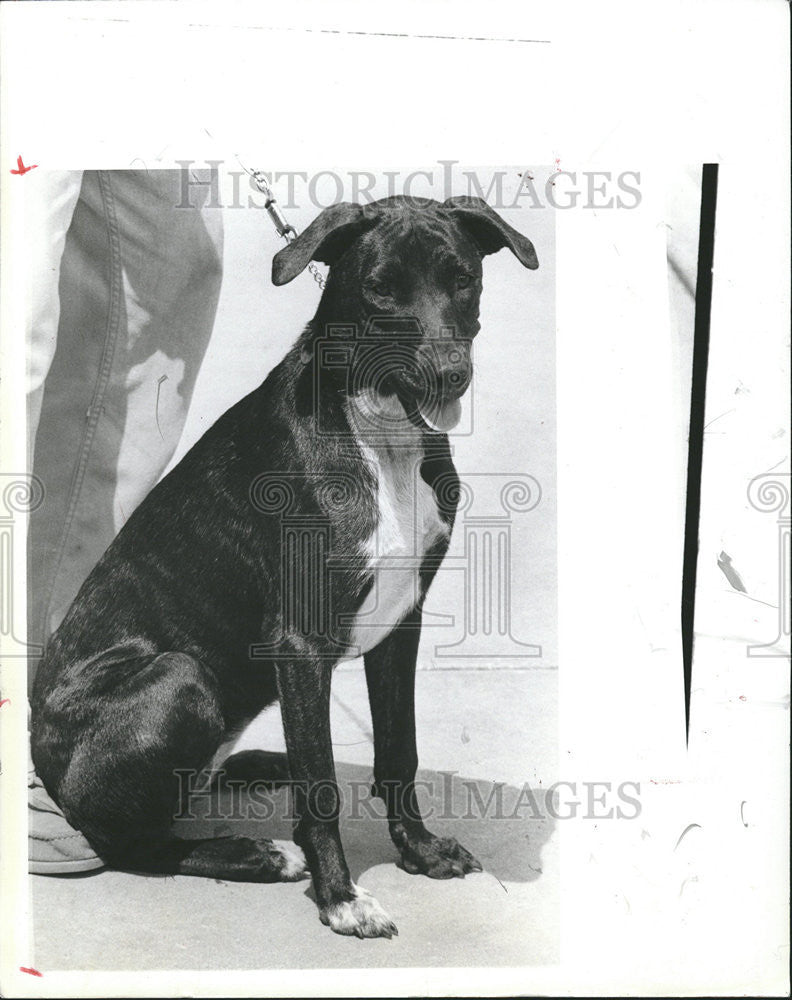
[31,668,558,971]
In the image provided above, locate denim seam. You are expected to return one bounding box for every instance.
[40,171,124,637]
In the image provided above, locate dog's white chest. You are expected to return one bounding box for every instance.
[344,395,449,657]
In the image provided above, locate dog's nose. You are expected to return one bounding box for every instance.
[437,341,472,398]
[415,340,473,400]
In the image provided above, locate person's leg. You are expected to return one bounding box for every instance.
[28,168,223,873]
[28,169,223,673]
[26,170,85,468]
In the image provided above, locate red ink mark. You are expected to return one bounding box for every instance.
[738,695,746,701]
[0,698,10,708]
[20,967,43,977]
[10,156,38,176]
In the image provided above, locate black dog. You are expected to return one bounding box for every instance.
[31,194,538,938]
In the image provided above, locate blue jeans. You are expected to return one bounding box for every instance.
[28,169,223,688]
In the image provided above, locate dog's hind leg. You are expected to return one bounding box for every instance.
[122,833,309,882]
[49,651,307,883]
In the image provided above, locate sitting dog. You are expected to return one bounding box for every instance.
[31,194,538,938]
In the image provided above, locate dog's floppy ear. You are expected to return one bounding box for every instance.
[272,202,375,286]
[443,196,539,270]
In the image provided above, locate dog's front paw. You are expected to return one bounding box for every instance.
[268,840,310,881]
[394,827,483,879]
[319,884,398,939]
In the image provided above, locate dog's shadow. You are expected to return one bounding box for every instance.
[173,761,554,886]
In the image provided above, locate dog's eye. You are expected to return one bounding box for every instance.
[371,282,392,298]
[456,274,473,289]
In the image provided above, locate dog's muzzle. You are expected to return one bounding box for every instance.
[355,321,473,431]
[400,341,472,431]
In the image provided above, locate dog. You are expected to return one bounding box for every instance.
[31,194,538,939]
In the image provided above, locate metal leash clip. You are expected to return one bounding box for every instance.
[245,162,325,286]
[251,170,297,243]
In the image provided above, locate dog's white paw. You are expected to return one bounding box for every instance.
[270,840,310,881]
[319,884,398,939]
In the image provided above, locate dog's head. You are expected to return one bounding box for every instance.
[273,195,538,431]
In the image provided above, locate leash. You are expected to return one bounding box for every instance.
[239,160,327,290]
